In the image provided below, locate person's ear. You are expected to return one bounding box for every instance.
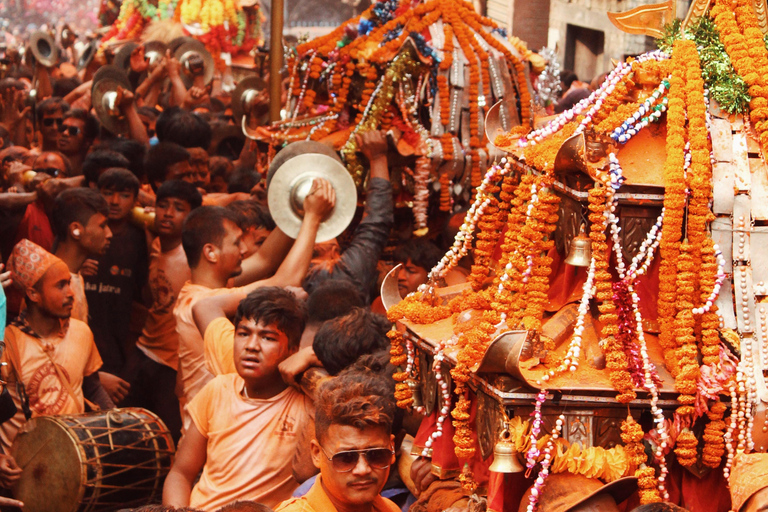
[70,221,84,239]
[203,243,218,263]
[26,285,41,305]
[310,439,323,470]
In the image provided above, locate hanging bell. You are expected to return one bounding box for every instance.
[408,379,423,409]
[488,428,524,474]
[565,223,592,267]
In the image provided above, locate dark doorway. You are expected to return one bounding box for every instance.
[564,24,605,83]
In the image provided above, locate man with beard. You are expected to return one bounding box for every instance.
[0,239,111,451]
[174,178,333,432]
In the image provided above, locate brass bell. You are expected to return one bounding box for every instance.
[565,223,592,267]
[408,380,423,409]
[488,428,524,473]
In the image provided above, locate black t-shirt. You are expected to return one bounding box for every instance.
[84,223,148,375]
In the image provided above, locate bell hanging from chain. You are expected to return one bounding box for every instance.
[408,379,423,409]
[565,223,592,267]
[488,427,524,473]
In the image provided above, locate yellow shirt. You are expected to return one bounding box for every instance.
[188,373,312,511]
[276,476,401,512]
[204,316,236,376]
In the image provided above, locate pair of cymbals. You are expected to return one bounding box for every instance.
[267,141,356,243]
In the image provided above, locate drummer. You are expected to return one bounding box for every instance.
[0,239,113,452]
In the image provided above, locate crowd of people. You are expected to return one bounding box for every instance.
[0,24,487,512]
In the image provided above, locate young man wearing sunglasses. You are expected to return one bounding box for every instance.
[57,108,98,176]
[37,97,69,152]
[163,286,313,510]
[276,368,400,512]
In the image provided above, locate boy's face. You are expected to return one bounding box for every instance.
[101,187,136,221]
[78,212,112,255]
[155,197,192,238]
[397,258,428,296]
[233,318,293,383]
[241,225,271,258]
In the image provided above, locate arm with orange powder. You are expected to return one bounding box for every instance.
[162,423,207,507]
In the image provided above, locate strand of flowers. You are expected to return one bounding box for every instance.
[422,338,455,456]
[741,332,757,452]
[292,51,317,121]
[525,390,548,468]
[674,241,700,421]
[451,308,501,461]
[658,39,690,375]
[622,416,662,503]
[390,329,413,409]
[589,181,635,402]
[467,180,502,290]
[724,378,739,479]
[491,174,536,320]
[519,183,559,331]
[525,414,565,512]
[710,0,768,154]
[611,77,670,143]
[426,159,512,284]
[515,51,669,147]
[702,401,727,468]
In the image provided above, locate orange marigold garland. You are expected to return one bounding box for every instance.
[674,241,699,416]
[658,40,690,375]
[621,416,661,504]
[711,0,768,153]
[589,182,634,402]
[674,428,698,467]
[702,401,727,468]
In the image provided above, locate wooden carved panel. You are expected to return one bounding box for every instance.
[554,192,583,255]
[617,205,662,262]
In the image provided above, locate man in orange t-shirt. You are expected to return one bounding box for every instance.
[173,180,333,433]
[276,367,400,512]
[163,287,313,511]
[1,239,107,451]
[123,180,202,442]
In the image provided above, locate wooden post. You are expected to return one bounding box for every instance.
[269,0,284,123]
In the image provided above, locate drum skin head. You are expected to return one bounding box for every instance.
[11,417,84,512]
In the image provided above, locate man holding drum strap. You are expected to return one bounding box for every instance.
[0,239,112,452]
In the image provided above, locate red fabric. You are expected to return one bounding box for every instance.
[486,471,534,512]
[546,246,661,323]
[14,201,53,251]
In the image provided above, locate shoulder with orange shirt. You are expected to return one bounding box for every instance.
[276,477,400,512]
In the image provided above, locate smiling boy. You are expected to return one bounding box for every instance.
[162,287,313,511]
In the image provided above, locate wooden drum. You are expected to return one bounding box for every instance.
[10,408,174,512]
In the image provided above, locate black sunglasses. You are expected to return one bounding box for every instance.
[33,167,61,177]
[42,117,64,127]
[58,125,81,136]
[320,446,394,473]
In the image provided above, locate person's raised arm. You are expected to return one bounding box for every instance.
[162,423,207,507]
[117,87,149,145]
[192,290,247,338]
[231,227,292,286]
[250,178,335,289]
[165,50,188,108]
